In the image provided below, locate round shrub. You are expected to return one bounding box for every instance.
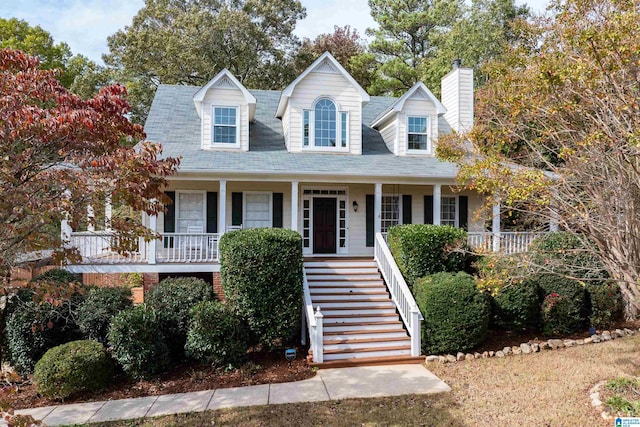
[541,293,578,336]
[3,284,85,374]
[388,224,474,288]
[185,301,248,368]
[107,305,169,379]
[586,281,623,329]
[415,272,490,354]
[491,279,540,330]
[537,274,588,335]
[77,287,133,342]
[34,340,113,399]
[219,228,303,348]
[145,277,214,358]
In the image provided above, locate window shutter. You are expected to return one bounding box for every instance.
[232,192,243,226]
[459,196,468,231]
[273,193,283,228]
[402,195,412,224]
[424,195,434,224]
[366,194,374,247]
[206,192,218,233]
[164,191,175,232]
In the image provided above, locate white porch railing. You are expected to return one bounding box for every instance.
[301,267,323,363]
[156,233,219,263]
[467,232,546,254]
[374,233,423,357]
[68,231,149,264]
[68,231,219,264]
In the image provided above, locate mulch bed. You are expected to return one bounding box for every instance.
[5,347,314,410]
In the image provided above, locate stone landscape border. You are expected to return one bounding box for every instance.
[424,327,639,364]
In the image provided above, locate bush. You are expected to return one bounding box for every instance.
[388,224,474,287]
[536,274,588,335]
[30,268,80,284]
[185,301,248,368]
[34,340,113,399]
[77,287,133,342]
[541,293,579,336]
[587,282,624,328]
[219,228,303,348]
[415,272,490,354]
[107,305,169,379]
[145,277,214,358]
[3,284,85,374]
[491,279,540,330]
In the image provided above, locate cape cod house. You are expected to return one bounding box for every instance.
[64,53,533,365]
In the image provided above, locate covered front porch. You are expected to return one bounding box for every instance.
[64,178,548,268]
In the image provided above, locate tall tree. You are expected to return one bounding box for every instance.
[0,49,179,275]
[437,0,640,317]
[0,17,102,91]
[367,0,465,95]
[105,0,306,123]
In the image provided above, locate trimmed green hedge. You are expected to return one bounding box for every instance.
[388,224,473,288]
[586,281,624,329]
[491,279,540,331]
[145,277,214,358]
[107,305,169,379]
[77,287,132,342]
[219,228,303,348]
[415,272,490,354]
[185,301,248,368]
[34,340,113,399]
[30,268,80,284]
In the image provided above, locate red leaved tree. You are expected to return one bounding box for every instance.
[0,49,179,276]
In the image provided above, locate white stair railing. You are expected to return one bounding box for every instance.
[302,267,323,363]
[374,233,423,357]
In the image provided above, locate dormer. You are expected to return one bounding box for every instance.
[276,52,370,155]
[193,69,256,151]
[371,82,446,156]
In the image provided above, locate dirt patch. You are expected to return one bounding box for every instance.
[6,348,314,410]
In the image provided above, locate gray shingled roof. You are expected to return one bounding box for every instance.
[144,85,459,180]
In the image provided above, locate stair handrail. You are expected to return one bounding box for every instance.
[374,233,423,357]
[302,267,323,363]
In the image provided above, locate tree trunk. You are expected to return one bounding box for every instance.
[617,273,640,320]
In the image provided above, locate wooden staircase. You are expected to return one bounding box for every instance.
[305,258,424,368]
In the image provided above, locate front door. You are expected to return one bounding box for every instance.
[313,197,337,254]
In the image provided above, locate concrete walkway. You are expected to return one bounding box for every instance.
[14,364,450,426]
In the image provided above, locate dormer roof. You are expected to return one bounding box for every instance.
[275,52,370,118]
[370,82,446,129]
[193,69,257,121]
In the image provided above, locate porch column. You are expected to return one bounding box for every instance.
[148,211,157,264]
[60,189,72,244]
[492,200,501,252]
[291,181,299,232]
[433,184,441,225]
[374,183,382,235]
[549,206,559,232]
[104,195,112,231]
[218,180,227,235]
[87,205,95,232]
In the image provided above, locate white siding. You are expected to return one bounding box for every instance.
[202,88,249,151]
[282,104,291,150]
[441,67,474,133]
[158,181,220,233]
[379,120,398,155]
[288,72,362,154]
[224,182,292,230]
[397,97,439,156]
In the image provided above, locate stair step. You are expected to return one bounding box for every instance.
[313,299,393,307]
[324,336,410,346]
[310,355,425,368]
[306,267,380,275]
[323,315,399,324]
[324,328,407,337]
[310,293,389,300]
[308,281,385,288]
[323,346,412,361]
[323,322,403,332]
[306,274,381,281]
[304,261,378,268]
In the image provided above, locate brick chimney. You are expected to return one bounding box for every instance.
[441,59,474,133]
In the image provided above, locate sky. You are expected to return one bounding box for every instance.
[0,0,550,65]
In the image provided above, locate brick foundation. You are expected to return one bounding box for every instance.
[213,272,225,301]
[143,272,160,294]
[82,273,125,287]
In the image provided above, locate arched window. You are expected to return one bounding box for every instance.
[314,98,337,147]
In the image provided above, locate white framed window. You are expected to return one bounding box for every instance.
[211,106,240,147]
[441,196,457,227]
[407,116,430,152]
[381,195,402,233]
[176,191,206,233]
[302,98,348,150]
[244,192,272,228]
